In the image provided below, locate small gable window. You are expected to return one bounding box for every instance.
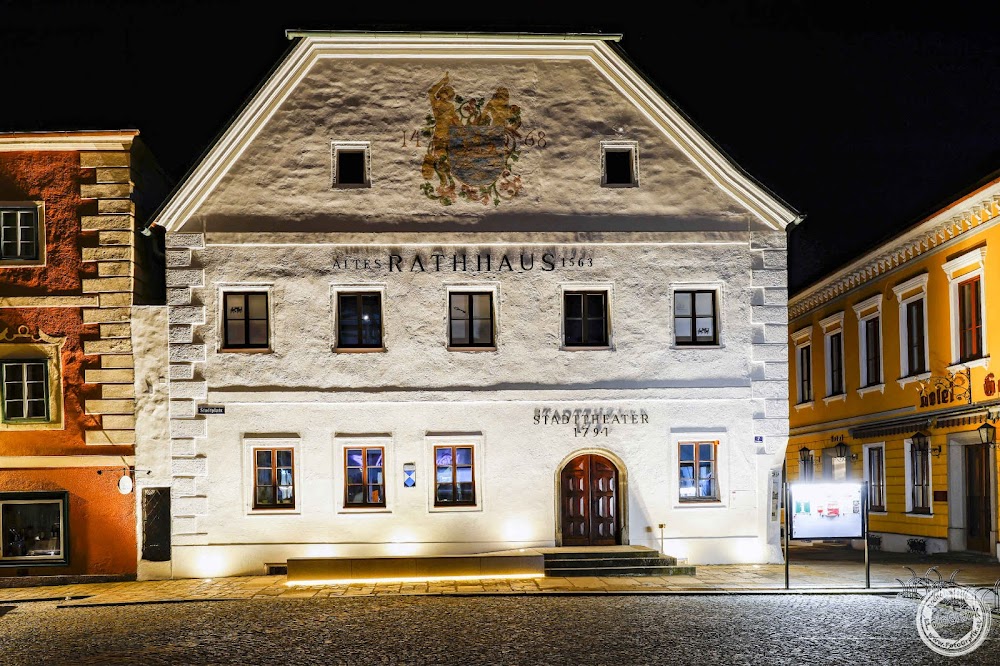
[332,142,371,187]
[601,141,638,187]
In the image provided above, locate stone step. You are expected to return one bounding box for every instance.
[543,548,663,560]
[544,556,678,568]
[545,565,696,577]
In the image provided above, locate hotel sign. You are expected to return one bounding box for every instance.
[916,368,971,408]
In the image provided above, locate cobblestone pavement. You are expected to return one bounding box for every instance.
[1,594,997,665]
[1,550,999,605]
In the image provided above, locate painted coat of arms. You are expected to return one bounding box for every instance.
[420,73,523,206]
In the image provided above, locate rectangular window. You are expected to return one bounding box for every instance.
[958,276,982,362]
[679,441,718,501]
[253,448,295,509]
[434,445,475,506]
[828,331,844,395]
[601,142,638,187]
[563,291,608,347]
[868,447,886,512]
[0,492,68,565]
[332,142,371,187]
[864,316,881,386]
[911,443,931,514]
[0,207,38,260]
[905,299,927,375]
[798,344,812,403]
[345,446,385,507]
[1,360,48,422]
[449,292,494,347]
[674,290,718,345]
[223,292,269,349]
[337,293,383,348]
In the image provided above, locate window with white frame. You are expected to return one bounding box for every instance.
[853,295,883,390]
[820,311,845,398]
[0,204,43,263]
[791,327,812,404]
[334,290,384,349]
[562,286,611,348]
[245,437,299,513]
[904,436,932,514]
[427,435,482,511]
[893,273,929,379]
[942,248,987,366]
[221,291,270,350]
[0,491,68,566]
[863,443,886,512]
[673,288,719,346]
[600,141,638,187]
[331,141,371,187]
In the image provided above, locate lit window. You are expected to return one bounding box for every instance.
[1,360,48,422]
[601,141,638,186]
[0,492,68,565]
[679,441,718,501]
[332,142,371,187]
[223,292,269,349]
[337,293,383,349]
[674,289,718,345]
[0,206,39,261]
[563,291,609,347]
[345,447,385,507]
[449,292,494,347]
[434,445,475,506]
[253,448,295,509]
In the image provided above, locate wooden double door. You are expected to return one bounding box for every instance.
[965,443,992,553]
[560,454,619,546]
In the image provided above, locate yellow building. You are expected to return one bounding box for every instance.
[788,170,1000,560]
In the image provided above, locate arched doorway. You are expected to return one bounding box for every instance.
[559,453,620,546]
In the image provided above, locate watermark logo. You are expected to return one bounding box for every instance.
[916,586,992,657]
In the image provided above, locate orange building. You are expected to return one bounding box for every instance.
[0,131,168,581]
[788,169,1000,560]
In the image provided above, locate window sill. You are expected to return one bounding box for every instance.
[868,510,888,516]
[897,372,931,389]
[948,357,990,371]
[904,511,935,519]
[670,343,723,350]
[220,347,273,354]
[0,258,44,267]
[247,507,300,516]
[338,507,391,514]
[673,501,725,509]
[822,393,846,405]
[560,345,613,352]
[428,504,481,513]
[857,383,885,397]
[446,346,497,353]
[794,401,814,412]
[334,347,387,353]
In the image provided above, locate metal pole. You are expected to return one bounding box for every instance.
[863,480,870,589]
[784,481,790,590]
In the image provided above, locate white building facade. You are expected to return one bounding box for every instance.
[138,32,799,579]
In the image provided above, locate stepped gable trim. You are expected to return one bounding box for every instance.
[790,178,1000,321]
[151,32,799,234]
[0,130,138,152]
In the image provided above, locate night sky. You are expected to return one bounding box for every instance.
[2,1,998,293]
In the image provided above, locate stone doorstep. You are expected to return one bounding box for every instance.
[286,553,546,583]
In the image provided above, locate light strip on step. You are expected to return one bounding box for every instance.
[286,572,544,586]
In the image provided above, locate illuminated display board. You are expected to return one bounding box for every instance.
[788,482,864,540]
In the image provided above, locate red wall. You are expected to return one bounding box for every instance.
[0,468,136,576]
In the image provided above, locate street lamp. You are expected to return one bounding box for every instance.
[798,446,813,481]
[832,441,857,462]
[977,420,996,446]
[798,446,811,463]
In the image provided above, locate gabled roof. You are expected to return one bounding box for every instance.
[152,31,800,232]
